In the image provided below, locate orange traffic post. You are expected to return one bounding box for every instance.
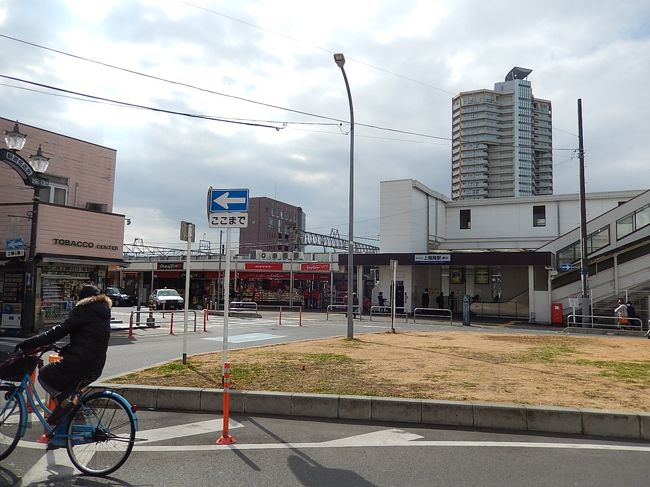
[299,306,303,326]
[216,362,236,445]
[169,312,175,335]
[203,308,208,332]
[26,369,37,413]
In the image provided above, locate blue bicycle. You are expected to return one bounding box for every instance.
[0,344,138,476]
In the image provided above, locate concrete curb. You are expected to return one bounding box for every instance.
[91,383,650,441]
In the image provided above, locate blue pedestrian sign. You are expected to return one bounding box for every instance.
[208,188,249,212]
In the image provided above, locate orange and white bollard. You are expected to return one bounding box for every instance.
[169,311,175,335]
[216,362,236,444]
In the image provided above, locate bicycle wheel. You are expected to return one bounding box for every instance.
[66,391,135,476]
[0,385,23,461]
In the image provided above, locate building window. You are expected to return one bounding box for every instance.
[588,226,610,254]
[37,175,68,205]
[533,205,546,227]
[460,209,471,229]
[616,204,650,240]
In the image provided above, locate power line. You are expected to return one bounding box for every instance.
[0,34,581,147]
[178,1,456,96]
[0,35,450,141]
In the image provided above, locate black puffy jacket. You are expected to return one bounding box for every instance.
[21,294,112,378]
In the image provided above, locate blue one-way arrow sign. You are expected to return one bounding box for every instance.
[209,188,249,212]
[5,238,24,251]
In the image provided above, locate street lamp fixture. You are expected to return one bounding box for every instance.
[1,121,50,334]
[333,52,355,340]
[29,145,50,173]
[5,122,26,151]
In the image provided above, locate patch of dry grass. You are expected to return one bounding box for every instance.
[109,331,650,412]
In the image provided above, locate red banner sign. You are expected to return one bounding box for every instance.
[245,262,284,270]
[238,272,289,280]
[300,263,330,271]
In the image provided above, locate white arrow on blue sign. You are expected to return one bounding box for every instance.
[5,238,24,250]
[209,188,249,212]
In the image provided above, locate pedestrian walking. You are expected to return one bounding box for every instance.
[436,291,444,309]
[421,288,429,308]
[614,298,629,326]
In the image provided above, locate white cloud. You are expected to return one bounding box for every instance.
[2,0,650,249]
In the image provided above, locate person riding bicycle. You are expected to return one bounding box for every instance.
[15,284,111,425]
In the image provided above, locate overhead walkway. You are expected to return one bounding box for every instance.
[539,189,650,325]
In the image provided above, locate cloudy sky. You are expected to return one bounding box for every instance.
[1,0,649,251]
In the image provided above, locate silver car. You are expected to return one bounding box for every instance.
[149,289,184,310]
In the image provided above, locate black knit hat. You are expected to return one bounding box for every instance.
[79,284,100,300]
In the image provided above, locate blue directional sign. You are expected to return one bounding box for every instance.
[559,263,575,272]
[5,238,24,251]
[209,188,249,212]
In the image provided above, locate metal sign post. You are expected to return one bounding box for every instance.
[390,259,397,333]
[206,187,249,376]
[222,228,232,367]
[180,221,195,365]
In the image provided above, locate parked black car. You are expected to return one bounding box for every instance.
[105,287,137,307]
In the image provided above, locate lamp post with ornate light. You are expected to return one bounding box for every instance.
[1,122,50,334]
[333,53,355,340]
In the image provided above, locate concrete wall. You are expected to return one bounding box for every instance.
[380,178,643,253]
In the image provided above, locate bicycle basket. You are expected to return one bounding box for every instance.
[0,352,38,381]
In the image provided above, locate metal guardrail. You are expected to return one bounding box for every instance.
[326,304,362,320]
[128,309,199,337]
[412,307,453,326]
[369,305,408,322]
[564,314,645,333]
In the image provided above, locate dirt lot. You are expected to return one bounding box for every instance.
[111,330,650,412]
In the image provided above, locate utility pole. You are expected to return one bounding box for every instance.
[577,99,589,325]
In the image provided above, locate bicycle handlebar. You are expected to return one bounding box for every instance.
[20,344,61,358]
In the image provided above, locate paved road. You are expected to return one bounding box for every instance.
[6,409,650,486]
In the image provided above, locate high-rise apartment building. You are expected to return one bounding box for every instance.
[451,67,552,200]
[238,197,306,254]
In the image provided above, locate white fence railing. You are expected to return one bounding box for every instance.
[369,305,408,322]
[565,314,645,333]
[326,304,362,320]
[412,307,453,326]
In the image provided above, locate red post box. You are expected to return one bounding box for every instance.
[551,303,563,325]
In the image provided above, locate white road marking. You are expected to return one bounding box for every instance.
[132,437,650,453]
[15,425,650,483]
[137,418,243,444]
[20,447,74,485]
[203,333,285,343]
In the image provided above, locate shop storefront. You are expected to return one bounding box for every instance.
[116,258,342,310]
[0,203,127,335]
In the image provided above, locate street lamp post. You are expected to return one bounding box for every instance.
[2,122,50,335]
[333,53,355,340]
